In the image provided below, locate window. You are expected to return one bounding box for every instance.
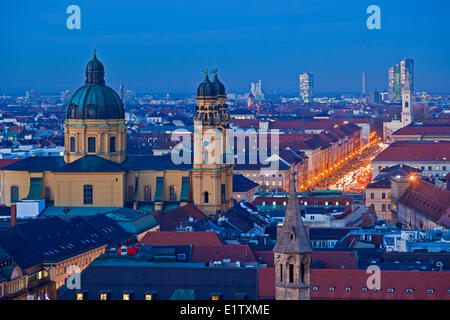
[144,186,152,202]
[370,193,374,199]
[345,287,352,292]
[382,204,386,212]
[10,186,19,203]
[427,289,434,294]
[374,288,380,293]
[312,286,319,292]
[289,264,294,283]
[382,193,386,199]
[279,264,283,283]
[169,186,177,201]
[99,292,108,300]
[88,137,96,153]
[406,288,414,294]
[221,184,226,203]
[83,185,93,205]
[76,292,84,300]
[45,187,51,201]
[122,293,131,300]
[145,294,153,300]
[387,288,395,293]
[329,286,335,292]
[204,191,209,203]
[301,262,306,283]
[109,136,116,152]
[211,294,221,300]
[361,287,368,292]
[70,137,75,152]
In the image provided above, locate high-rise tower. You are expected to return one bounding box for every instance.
[362,72,367,96]
[299,73,314,104]
[273,167,312,300]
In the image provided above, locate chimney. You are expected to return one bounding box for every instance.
[10,204,17,228]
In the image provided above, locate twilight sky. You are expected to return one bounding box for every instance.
[0,0,449,95]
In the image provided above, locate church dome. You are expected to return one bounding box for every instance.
[197,74,216,97]
[212,74,225,97]
[67,51,124,120]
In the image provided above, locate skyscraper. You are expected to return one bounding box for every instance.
[389,58,414,103]
[400,58,414,92]
[250,80,264,100]
[299,73,314,104]
[388,64,401,103]
[362,72,367,96]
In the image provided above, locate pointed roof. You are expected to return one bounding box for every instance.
[273,166,312,254]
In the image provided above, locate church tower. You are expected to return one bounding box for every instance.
[192,71,233,217]
[273,167,312,300]
[401,75,413,126]
[64,50,127,164]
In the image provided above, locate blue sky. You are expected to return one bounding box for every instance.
[0,0,449,95]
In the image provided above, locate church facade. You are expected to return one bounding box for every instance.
[0,52,233,217]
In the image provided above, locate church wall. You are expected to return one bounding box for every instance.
[53,173,124,207]
[1,171,30,206]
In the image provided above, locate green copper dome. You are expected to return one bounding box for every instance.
[67,51,124,120]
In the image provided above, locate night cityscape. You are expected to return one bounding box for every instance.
[0,0,449,311]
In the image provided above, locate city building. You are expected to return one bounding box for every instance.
[0,52,235,218]
[299,73,314,104]
[250,80,264,101]
[372,141,450,179]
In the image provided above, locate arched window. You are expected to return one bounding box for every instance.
[144,186,152,202]
[88,137,96,153]
[169,186,177,202]
[70,137,76,152]
[109,136,116,153]
[83,185,93,205]
[10,186,19,203]
[204,191,209,203]
[279,264,283,283]
[370,193,374,199]
[289,264,294,283]
[45,187,51,201]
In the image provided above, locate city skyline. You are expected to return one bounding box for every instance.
[1,0,449,94]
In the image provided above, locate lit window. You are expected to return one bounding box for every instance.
[387,288,394,293]
[99,293,108,300]
[211,294,220,300]
[122,293,131,300]
[76,292,84,300]
[145,294,153,300]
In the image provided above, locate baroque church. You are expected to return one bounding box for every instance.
[0,51,233,217]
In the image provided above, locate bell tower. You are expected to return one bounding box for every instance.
[273,167,312,300]
[401,74,413,126]
[192,70,233,217]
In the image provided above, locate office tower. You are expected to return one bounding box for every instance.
[250,80,264,100]
[362,72,367,96]
[388,64,401,103]
[368,90,381,104]
[299,73,314,104]
[400,58,414,92]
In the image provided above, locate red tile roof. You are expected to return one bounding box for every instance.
[392,123,450,136]
[399,179,450,226]
[257,268,450,300]
[140,231,223,246]
[0,159,20,168]
[252,196,354,206]
[191,245,255,263]
[373,141,450,162]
